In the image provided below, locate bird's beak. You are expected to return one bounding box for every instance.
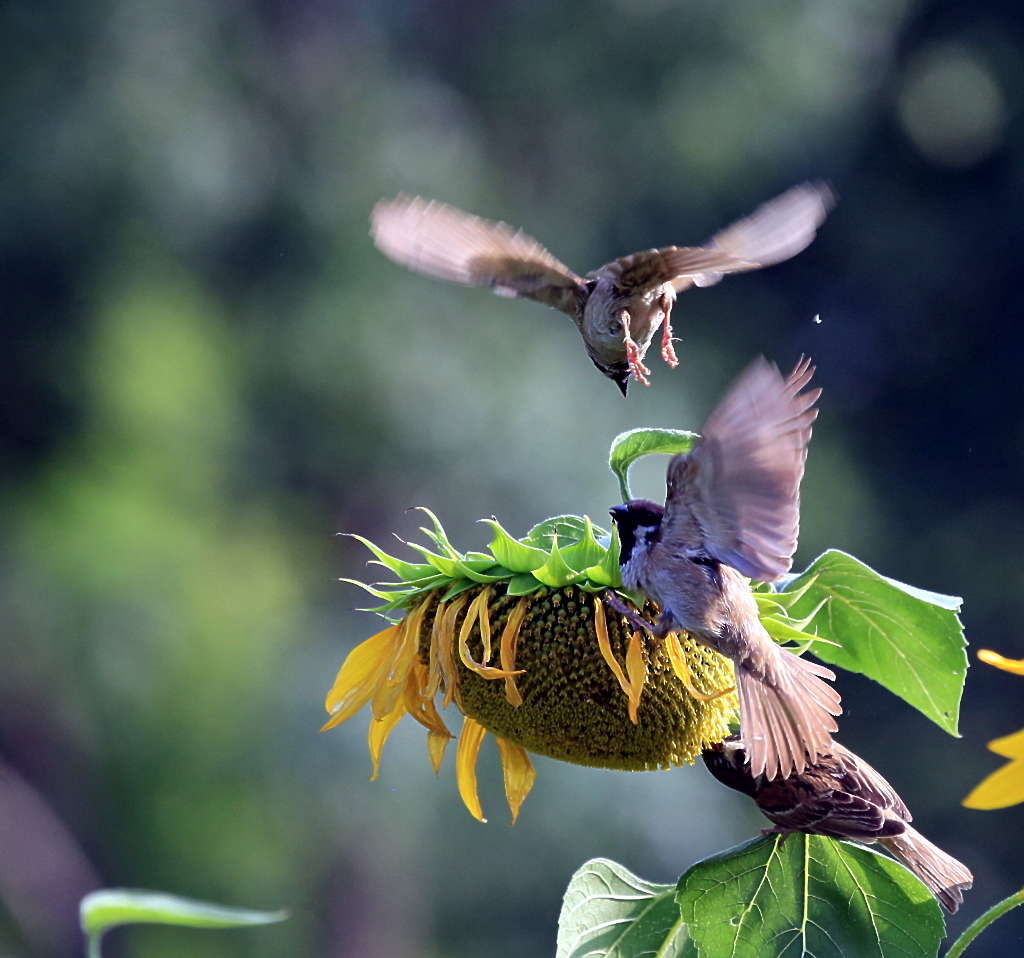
[609,504,628,522]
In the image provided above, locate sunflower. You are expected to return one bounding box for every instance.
[323,509,826,823]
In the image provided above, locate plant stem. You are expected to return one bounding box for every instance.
[944,886,1024,958]
[86,931,104,958]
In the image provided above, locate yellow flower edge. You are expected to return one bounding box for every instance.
[963,649,1024,810]
[323,584,738,823]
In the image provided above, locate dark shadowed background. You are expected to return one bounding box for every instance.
[3,0,1023,955]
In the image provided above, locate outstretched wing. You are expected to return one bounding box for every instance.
[371,196,584,315]
[680,181,834,290]
[662,356,821,581]
[590,246,753,294]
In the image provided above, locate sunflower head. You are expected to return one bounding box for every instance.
[324,509,822,822]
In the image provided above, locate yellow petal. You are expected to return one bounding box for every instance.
[458,590,524,681]
[368,694,407,782]
[321,623,402,731]
[988,728,1024,759]
[427,730,451,775]
[625,631,648,725]
[665,632,736,702]
[455,715,488,823]
[403,662,453,739]
[978,649,1024,675]
[478,587,493,664]
[500,599,529,707]
[594,598,631,700]
[963,757,1024,810]
[371,600,427,720]
[436,593,469,707]
[495,736,536,825]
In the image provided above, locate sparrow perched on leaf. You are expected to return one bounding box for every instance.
[703,735,974,914]
[607,356,841,781]
[371,184,833,394]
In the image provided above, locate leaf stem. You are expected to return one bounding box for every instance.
[944,886,1024,958]
[86,931,104,958]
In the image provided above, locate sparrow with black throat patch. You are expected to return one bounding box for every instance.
[703,735,974,914]
[607,356,841,781]
[372,184,833,394]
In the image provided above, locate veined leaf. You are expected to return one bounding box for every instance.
[781,550,967,735]
[608,428,699,501]
[677,834,944,958]
[557,858,695,958]
[525,514,610,549]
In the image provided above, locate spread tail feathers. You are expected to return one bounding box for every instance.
[736,646,841,781]
[880,828,973,914]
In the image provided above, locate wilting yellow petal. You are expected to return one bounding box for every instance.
[426,599,447,698]
[321,623,402,731]
[458,590,524,681]
[963,757,1024,809]
[665,632,735,702]
[456,715,488,823]
[372,598,429,720]
[439,593,470,708]
[477,587,493,664]
[978,649,1024,675]
[987,728,1024,759]
[499,599,529,707]
[427,730,451,775]
[495,736,536,825]
[625,632,648,725]
[403,662,453,739]
[368,694,407,782]
[594,598,631,700]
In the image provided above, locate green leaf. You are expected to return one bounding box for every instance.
[557,858,696,958]
[481,519,549,572]
[80,889,287,937]
[608,428,699,501]
[782,550,967,735]
[559,517,609,572]
[677,834,945,958]
[525,514,609,549]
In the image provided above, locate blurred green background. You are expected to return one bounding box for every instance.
[3,0,1023,955]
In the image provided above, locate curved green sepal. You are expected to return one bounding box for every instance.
[480,519,549,572]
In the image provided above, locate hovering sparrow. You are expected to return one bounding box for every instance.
[607,356,841,781]
[371,184,833,394]
[703,736,974,914]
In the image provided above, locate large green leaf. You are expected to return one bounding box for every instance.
[677,835,945,958]
[608,428,699,501]
[780,550,967,735]
[557,858,696,958]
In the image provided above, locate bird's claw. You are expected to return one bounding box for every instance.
[659,295,679,368]
[620,310,652,386]
[603,590,651,634]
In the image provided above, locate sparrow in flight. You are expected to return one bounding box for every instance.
[607,356,841,780]
[371,184,833,394]
[703,735,974,913]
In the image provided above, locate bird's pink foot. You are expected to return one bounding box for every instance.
[604,590,651,634]
[761,827,797,846]
[659,293,679,367]
[620,310,651,387]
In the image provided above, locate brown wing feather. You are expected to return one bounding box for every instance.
[664,356,821,581]
[371,196,583,315]
[680,182,835,290]
[591,246,753,294]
